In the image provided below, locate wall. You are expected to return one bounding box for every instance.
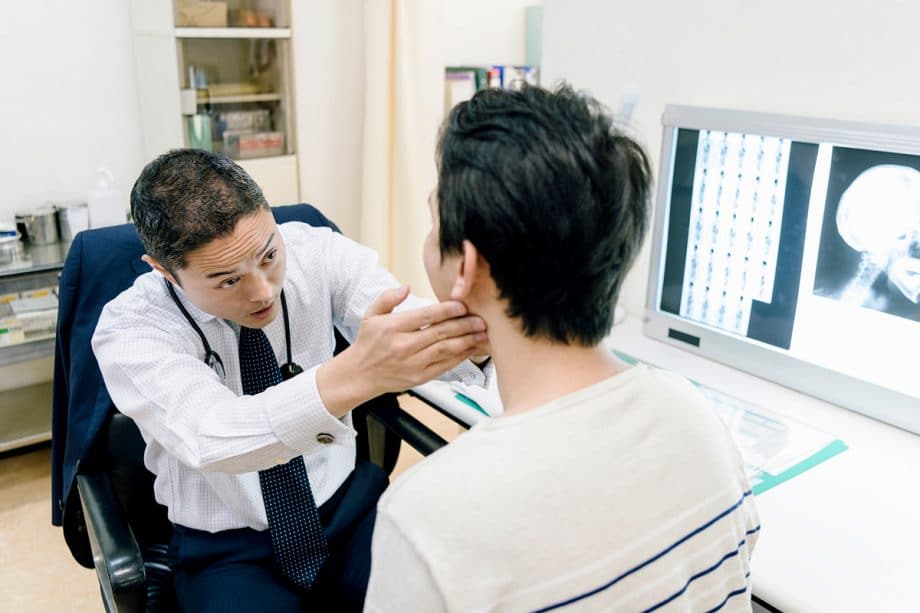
[291,0,366,239]
[0,1,144,226]
[541,0,920,316]
[443,0,536,66]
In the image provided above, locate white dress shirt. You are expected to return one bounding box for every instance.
[92,222,485,533]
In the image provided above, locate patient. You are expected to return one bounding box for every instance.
[364,85,760,611]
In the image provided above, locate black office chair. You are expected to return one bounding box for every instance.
[53,205,447,613]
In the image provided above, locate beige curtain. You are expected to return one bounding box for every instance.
[361,0,445,298]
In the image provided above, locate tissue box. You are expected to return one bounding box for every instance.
[177,2,228,27]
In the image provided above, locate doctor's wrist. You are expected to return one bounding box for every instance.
[316,350,377,419]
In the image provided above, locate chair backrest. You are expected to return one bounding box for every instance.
[53,204,339,566]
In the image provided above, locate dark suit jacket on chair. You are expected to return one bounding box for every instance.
[51,204,340,566]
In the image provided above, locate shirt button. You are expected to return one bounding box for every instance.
[316,433,335,445]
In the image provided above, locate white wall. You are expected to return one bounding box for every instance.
[291,0,366,238]
[541,0,920,316]
[0,1,144,225]
[443,0,535,66]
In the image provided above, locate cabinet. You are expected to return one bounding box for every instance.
[0,242,67,452]
[130,0,299,206]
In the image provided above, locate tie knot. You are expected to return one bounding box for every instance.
[239,326,282,395]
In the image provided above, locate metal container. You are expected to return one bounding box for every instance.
[15,207,59,245]
[54,201,90,242]
[0,238,24,265]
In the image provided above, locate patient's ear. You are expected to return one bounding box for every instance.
[142,254,179,286]
[449,240,481,300]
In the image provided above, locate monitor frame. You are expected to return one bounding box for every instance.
[644,105,920,434]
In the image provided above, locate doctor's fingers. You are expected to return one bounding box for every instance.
[412,331,486,374]
[384,300,469,332]
[404,316,487,353]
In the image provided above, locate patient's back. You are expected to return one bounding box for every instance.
[366,364,760,612]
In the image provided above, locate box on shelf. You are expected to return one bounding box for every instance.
[0,287,58,346]
[177,2,228,27]
[223,131,285,159]
[214,110,271,140]
[229,8,274,27]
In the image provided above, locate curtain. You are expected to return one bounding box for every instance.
[361,0,445,298]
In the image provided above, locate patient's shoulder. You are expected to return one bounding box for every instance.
[376,429,495,521]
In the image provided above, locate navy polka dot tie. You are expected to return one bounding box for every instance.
[239,326,329,590]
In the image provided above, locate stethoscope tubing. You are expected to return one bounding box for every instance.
[165,279,301,381]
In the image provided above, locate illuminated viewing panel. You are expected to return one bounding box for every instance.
[647,106,920,432]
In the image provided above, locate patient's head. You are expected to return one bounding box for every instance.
[428,84,651,346]
[131,148,269,277]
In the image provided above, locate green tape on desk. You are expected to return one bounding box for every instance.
[751,438,848,495]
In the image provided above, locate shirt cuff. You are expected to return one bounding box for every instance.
[266,365,356,454]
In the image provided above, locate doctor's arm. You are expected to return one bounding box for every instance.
[92,318,352,474]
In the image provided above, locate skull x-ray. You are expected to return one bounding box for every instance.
[814,148,920,322]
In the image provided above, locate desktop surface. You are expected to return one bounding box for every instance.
[609,316,920,612]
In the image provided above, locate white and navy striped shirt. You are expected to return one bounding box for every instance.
[92,222,486,533]
[366,364,760,612]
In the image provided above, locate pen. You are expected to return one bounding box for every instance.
[454,392,490,417]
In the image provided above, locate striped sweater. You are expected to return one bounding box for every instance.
[366,364,760,612]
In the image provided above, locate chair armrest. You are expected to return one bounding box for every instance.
[77,472,147,613]
[367,398,448,457]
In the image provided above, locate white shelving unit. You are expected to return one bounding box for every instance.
[205,93,283,104]
[175,26,292,39]
[130,1,300,206]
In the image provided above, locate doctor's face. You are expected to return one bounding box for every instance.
[172,208,288,328]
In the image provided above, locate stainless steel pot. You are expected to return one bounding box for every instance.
[54,201,89,242]
[15,207,59,245]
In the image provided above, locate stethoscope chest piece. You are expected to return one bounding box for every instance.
[280,362,303,381]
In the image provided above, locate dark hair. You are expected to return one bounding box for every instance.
[130,148,269,275]
[436,84,651,346]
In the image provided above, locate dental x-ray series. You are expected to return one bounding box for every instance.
[644,106,920,434]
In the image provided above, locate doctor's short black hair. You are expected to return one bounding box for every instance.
[130,148,269,276]
[436,84,651,346]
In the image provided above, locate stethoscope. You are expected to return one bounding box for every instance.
[165,279,304,383]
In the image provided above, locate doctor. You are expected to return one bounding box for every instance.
[91,148,489,612]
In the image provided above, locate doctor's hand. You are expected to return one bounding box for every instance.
[316,286,488,417]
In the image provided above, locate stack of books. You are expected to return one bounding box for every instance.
[444,65,540,113]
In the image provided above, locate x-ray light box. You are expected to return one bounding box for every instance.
[645,105,920,434]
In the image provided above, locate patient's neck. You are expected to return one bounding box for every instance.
[488,318,628,417]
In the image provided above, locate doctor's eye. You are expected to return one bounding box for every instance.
[264,248,278,263]
[220,277,241,289]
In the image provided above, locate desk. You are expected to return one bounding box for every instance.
[413,316,920,612]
